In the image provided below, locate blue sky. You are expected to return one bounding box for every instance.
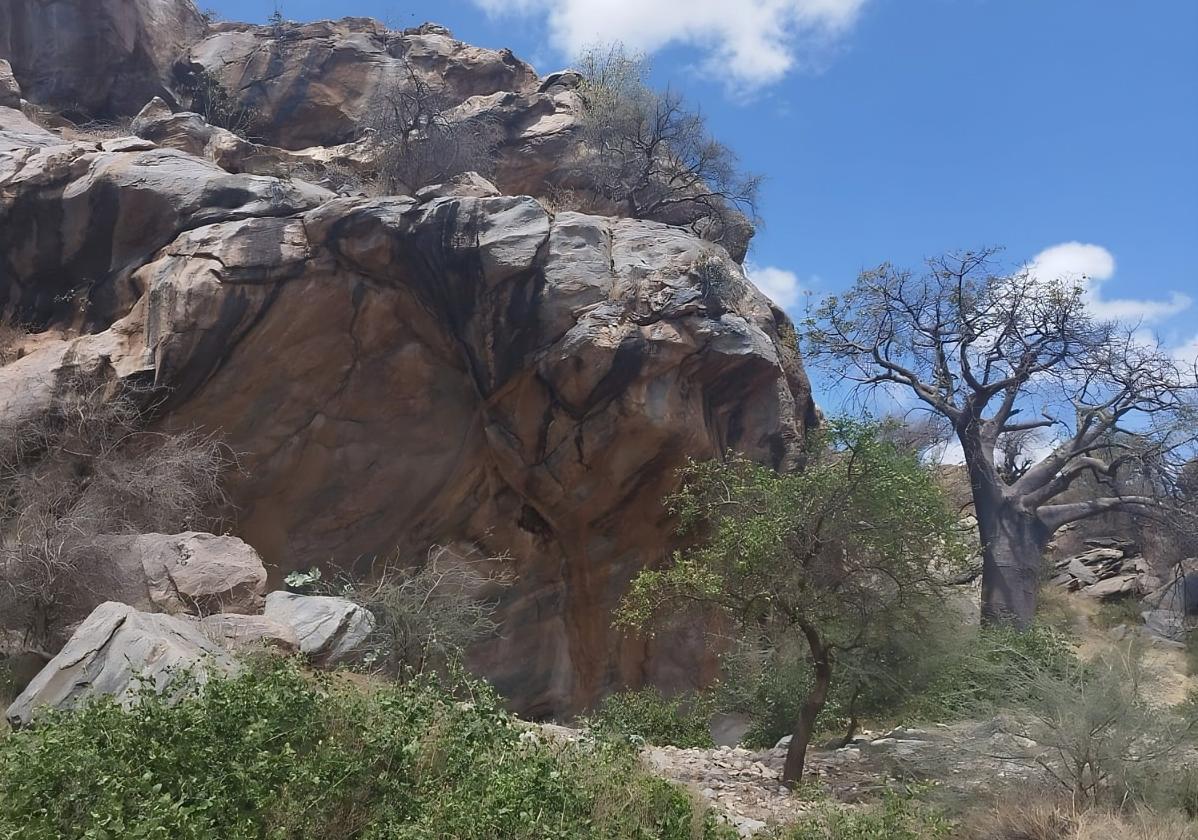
[209,0,1198,366]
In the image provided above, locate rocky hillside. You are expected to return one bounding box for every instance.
[0,0,816,716]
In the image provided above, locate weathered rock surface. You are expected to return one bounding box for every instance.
[0,0,207,117]
[264,592,375,666]
[0,127,332,330]
[103,532,268,617]
[5,602,235,727]
[199,613,299,653]
[181,18,539,149]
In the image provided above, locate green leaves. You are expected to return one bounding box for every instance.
[621,418,965,653]
[0,659,732,840]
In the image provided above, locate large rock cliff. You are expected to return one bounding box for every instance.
[0,0,816,715]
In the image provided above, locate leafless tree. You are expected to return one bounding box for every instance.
[0,377,232,653]
[366,58,501,195]
[805,248,1198,628]
[573,45,761,254]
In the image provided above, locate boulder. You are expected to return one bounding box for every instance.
[180,18,538,149]
[0,59,20,109]
[1083,574,1138,601]
[1072,547,1125,567]
[415,171,502,201]
[199,613,299,653]
[1065,557,1098,585]
[264,592,375,666]
[5,602,236,728]
[0,0,207,117]
[105,532,268,616]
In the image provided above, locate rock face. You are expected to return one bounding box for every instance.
[103,532,269,617]
[0,0,207,117]
[181,19,539,149]
[0,9,816,715]
[264,593,375,666]
[5,602,235,728]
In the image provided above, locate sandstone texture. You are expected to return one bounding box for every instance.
[5,602,235,728]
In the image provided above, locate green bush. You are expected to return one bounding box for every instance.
[904,623,1077,722]
[586,687,715,748]
[0,659,735,840]
[771,787,952,840]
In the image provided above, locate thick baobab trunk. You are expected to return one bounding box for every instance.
[782,629,832,786]
[976,499,1049,629]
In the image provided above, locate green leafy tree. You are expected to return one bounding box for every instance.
[618,419,965,785]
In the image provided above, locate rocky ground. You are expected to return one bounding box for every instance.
[536,719,1051,836]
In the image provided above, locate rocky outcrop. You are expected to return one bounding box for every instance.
[0,130,331,330]
[0,0,207,118]
[5,602,236,728]
[180,19,539,150]
[1048,539,1154,601]
[102,532,269,617]
[264,593,375,666]
[0,5,815,713]
[129,96,379,184]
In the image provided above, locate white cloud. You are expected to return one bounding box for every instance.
[469,0,868,88]
[745,263,802,309]
[1026,242,1192,324]
[1172,334,1198,367]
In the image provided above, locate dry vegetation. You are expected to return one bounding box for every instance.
[0,377,231,653]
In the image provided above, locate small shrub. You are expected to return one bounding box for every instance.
[904,624,1077,722]
[1013,644,1190,807]
[1092,597,1143,630]
[351,546,513,677]
[0,322,27,365]
[586,687,715,748]
[773,786,952,840]
[963,790,1198,840]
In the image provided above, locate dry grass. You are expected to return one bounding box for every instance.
[0,323,27,365]
[963,789,1197,840]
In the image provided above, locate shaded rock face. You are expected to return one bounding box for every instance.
[0,0,207,118]
[180,18,539,149]
[1,82,814,717]
[5,602,235,728]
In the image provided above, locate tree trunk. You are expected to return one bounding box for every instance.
[977,499,1049,629]
[782,634,832,786]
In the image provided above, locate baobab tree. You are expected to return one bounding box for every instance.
[805,248,1198,627]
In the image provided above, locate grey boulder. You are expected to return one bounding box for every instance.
[6,602,236,728]
[264,592,375,666]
